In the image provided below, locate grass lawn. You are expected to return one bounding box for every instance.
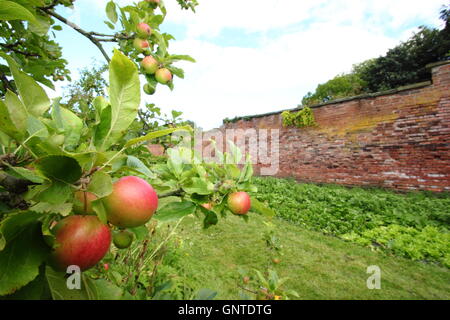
[171,213,450,300]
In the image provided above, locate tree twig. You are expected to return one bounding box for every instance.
[0,70,15,93]
[39,8,111,63]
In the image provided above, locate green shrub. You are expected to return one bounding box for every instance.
[281,107,316,128]
[342,225,450,267]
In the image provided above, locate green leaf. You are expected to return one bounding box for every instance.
[34,155,82,184]
[0,53,50,117]
[104,20,115,29]
[98,49,140,150]
[106,1,118,24]
[35,181,72,205]
[182,177,214,195]
[126,155,155,179]
[30,202,72,216]
[124,126,192,148]
[45,266,88,300]
[239,155,254,183]
[0,211,43,249]
[0,98,26,141]
[28,13,51,36]
[51,99,83,148]
[0,1,37,22]
[129,225,148,241]
[3,266,51,300]
[91,199,107,224]
[8,166,46,184]
[2,90,28,139]
[250,197,275,218]
[168,54,196,63]
[0,222,49,296]
[227,140,243,164]
[94,105,112,148]
[194,288,217,300]
[87,171,113,198]
[84,277,124,300]
[202,209,218,229]
[167,66,184,79]
[155,201,196,222]
[27,115,49,139]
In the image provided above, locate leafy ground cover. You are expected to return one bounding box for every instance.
[251,177,450,267]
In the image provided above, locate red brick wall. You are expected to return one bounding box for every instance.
[220,62,450,192]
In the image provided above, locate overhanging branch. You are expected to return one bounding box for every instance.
[39,7,112,63]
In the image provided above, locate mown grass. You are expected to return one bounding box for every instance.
[167,211,450,300]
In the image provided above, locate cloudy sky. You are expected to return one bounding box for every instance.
[50,0,447,130]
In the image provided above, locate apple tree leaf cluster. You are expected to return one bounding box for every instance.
[0,1,275,300]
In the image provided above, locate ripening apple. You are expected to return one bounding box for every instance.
[141,56,159,74]
[143,83,155,95]
[73,191,98,215]
[49,215,111,271]
[227,191,251,215]
[103,176,158,228]
[136,22,152,38]
[133,38,149,52]
[113,229,134,249]
[155,68,172,84]
[48,134,65,146]
[201,203,213,210]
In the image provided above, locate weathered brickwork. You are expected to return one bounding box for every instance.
[220,61,450,192]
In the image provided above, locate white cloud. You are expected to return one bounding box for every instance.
[147,0,446,129]
[48,0,447,130]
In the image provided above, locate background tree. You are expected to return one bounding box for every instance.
[300,5,450,105]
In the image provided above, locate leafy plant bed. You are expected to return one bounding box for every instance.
[251,177,450,267]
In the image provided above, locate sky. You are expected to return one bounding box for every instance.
[48,0,447,130]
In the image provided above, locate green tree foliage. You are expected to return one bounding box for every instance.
[301,73,366,106]
[300,5,450,104]
[0,1,273,300]
[63,63,108,115]
[358,26,450,92]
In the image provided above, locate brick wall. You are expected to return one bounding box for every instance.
[219,61,450,192]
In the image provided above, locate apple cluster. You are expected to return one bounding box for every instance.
[50,176,159,271]
[132,6,173,95]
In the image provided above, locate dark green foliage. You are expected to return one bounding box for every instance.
[357,26,450,92]
[0,19,70,97]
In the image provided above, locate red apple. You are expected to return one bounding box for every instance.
[50,215,111,271]
[133,38,149,52]
[103,176,158,228]
[227,191,251,215]
[155,68,172,84]
[141,56,159,74]
[73,191,98,215]
[136,22,152,38]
